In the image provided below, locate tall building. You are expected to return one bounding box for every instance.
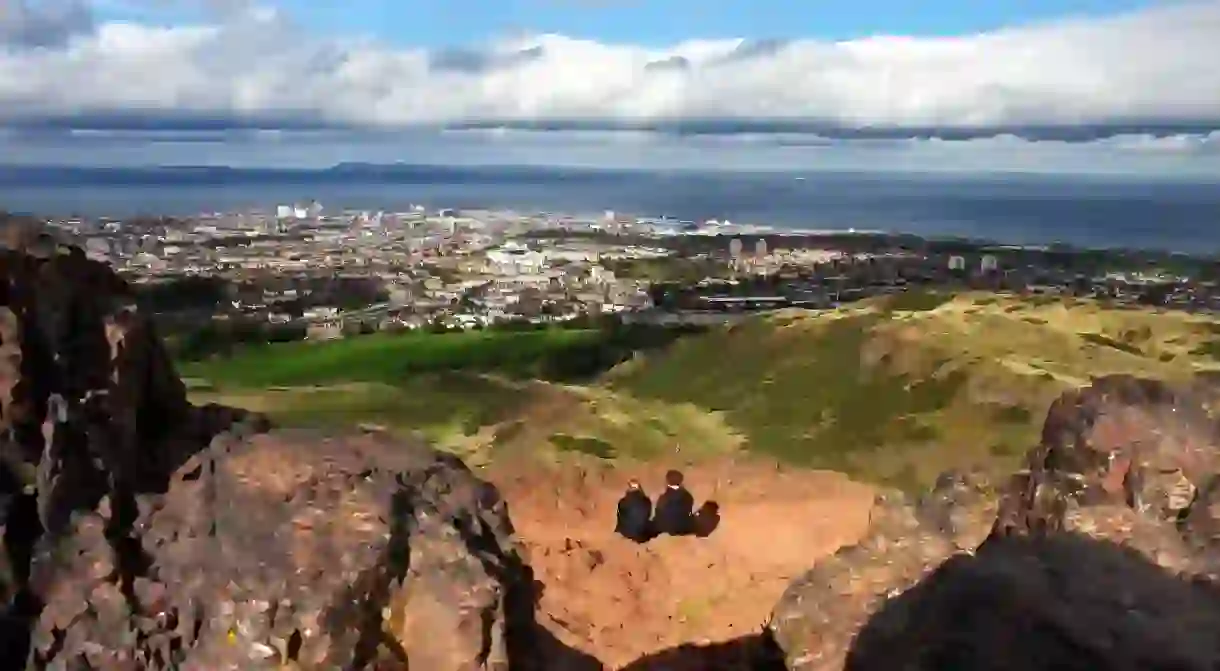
[754,239,768,258]
[729,238,743,261]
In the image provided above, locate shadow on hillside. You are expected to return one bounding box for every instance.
[618,630,787,670]
[844,532,1220,671]
[531,623,604,670]
[526,575,784,670]
[693,500,722,538]
[531,629,785,671]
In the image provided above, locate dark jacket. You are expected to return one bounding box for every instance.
[615,489,653,543]
[654,485,695,536]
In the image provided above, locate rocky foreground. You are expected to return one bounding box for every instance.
[2,232,1220,669]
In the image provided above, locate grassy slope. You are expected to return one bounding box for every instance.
[608,292,1220,487]
[184,293,1220,488]
[180,329,603,387]
[184,328,742,465]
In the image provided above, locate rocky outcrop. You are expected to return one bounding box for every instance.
[767,483,988,670]
[769,374,1220,671]
[0,232,537,669]
[845,532,1220,671]
[0,230,262,663]
[28,428,537,670]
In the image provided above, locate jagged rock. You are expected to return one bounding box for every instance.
[914,469,996,551]
[768,488,972,671]
[845,533,1220,671]
[995,375,1220,553]
[28,429,537,670]
[769,375,1220,671]
[0,236,266,667]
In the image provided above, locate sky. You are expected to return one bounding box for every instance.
[89,0,1161,48]
[1,0,1219,174]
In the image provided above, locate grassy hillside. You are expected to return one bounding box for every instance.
[184,293,1220,487]
[179,329,604,387]
[608,292,1220,486]
[184,327,738,465]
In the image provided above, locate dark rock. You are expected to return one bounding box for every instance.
[769,493,961,671]
[845,532,1220,671]
[29,429,536,669]
[0,238,539,670]
[0,240,267,667]
[770,375,1220,671]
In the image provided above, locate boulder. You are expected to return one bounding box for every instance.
[845,532,1220,671]
[29,428,537,670]
[767,491,971,671]
[992,374,1220,576]
[0,232,540,670]
[0,237,216,664]
[769,374,1220,671]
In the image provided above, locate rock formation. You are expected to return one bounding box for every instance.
[769,374,1220,671]
[845,532,1220,671]
[0,231,537,669]
[28,429,537,670]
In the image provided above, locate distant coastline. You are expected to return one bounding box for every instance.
[2,163,1218,254]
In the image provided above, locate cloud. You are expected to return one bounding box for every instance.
[3,127,1219,179]
[0,0,94,48]
[1,1,1220,135]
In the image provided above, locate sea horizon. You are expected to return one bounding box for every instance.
[2,163,1218,255]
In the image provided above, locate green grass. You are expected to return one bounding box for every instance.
[180,329,604,387]
[883,289,956,313]
[1192,340,1220,361]
[611,314,965,469]
[1080,332,1144,356]
[191,374,530,449]
[182,293,1220,488]
[991,405,1033,424]
[550,434,616,459]
[607,293,1220,487]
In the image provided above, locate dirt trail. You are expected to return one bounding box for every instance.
[488,458,876,669]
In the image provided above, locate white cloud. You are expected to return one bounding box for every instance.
[0,0,93,48]
[1,1,1220,131]
[3,128,1219,178]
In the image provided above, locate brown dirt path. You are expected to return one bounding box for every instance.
[487,457,876,669]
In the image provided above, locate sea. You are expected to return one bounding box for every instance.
[1,164,1218,254]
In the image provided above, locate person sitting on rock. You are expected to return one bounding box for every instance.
[653,469,696,536]
[615,479,653,543]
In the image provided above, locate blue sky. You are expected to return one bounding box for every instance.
[97,0,1161,46]
[3,0,1219,172]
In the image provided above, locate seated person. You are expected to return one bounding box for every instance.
[653,469,695,536]
[615,479,653,543]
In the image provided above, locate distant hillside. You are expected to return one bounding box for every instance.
[607,292,1220,487]
[186,293,1220,488]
